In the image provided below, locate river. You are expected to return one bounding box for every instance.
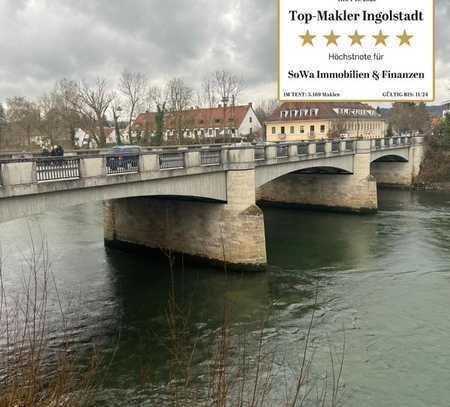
[0,189,449,406]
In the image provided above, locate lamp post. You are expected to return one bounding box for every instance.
[222,96,229,143]
[112,106,122,145]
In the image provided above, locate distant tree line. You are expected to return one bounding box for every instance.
[0,70,260,150]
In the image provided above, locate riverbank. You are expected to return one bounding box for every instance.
[414,142,450,192]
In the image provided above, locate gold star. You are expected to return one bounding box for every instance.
[300,30,316,46]
[324,30,340,46]
[349,30,364,46]
[373,30,389,46]
[397,30,413,46]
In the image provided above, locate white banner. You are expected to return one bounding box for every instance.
[278,0,435,102]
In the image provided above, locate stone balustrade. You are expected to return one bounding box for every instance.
[0,136,420,191]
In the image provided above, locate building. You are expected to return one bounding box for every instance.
[131,103,262,143]
[74,127,130,148]
[265,102,386,142]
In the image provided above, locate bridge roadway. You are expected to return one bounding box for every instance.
[0,136,424,270]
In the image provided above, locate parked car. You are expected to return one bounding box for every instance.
[107,145,141,172]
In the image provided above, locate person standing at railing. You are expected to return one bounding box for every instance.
[50,145,64,157]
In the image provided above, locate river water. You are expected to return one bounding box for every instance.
[0,189,449,406]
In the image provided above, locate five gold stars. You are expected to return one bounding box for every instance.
[324,30,340,46]
[298,30,415,47]
[373,30,389,46]
[348,30,365,46]
[300,30,316,46]
[397,30,413,46]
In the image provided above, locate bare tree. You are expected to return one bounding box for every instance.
[54,79,82,147]
[201,77,218,108]
[254,99,279,124]
[212,70,243,105]
[5,97,41,147]
[148,86,168,145]
[0,103,7,149]
[68,78,114,147]
[200,70,244,108]
[119,70,147,141]
[166,78,193,144]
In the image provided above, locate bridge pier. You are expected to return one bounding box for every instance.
[104,150,267,271]
[257,140,378,213]
[371,137,425,187]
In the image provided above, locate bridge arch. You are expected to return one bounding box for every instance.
[255,155,354,189]
[370,150,409,163]
[0,172,227,223]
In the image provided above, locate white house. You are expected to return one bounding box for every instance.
[131,103,263,142]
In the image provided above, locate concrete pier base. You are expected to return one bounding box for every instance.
[257,139,378,213]
[257,173,378,213]
[371,161,413,188]
[104,165,267,271]
[104,197,266,271]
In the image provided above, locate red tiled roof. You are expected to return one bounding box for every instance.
[267,102,382,122]
[132,104,253,130]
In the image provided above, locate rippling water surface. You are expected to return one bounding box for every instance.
[1,189,449,406]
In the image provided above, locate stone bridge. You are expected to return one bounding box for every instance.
[0,136,424,270]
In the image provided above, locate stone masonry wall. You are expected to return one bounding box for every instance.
[371,161,413,186]
[104,169,267,271]
[257,142,378,213]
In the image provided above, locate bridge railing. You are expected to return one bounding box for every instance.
[159,151,186,170]
[106,154,139,175]
[276,144,289,158]
[316,141,326,154]
[35,157,81,182]
[0,137,418,190]
[332,141,340,153]
[298,143,308,156]
[254,146,266,161]
[200,149,221,166]
[345,141,355,152]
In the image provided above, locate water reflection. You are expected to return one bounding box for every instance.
[0,189,449,406]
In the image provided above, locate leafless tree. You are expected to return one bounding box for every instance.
[119,70,147,140]
[201,77,218,108]
[5,97,41,147]
[201,70,244,108]
[166,78,193,144]
[68,78,114,147]
[213,70,243,105]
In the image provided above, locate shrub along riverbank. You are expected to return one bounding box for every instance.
[415,115,450,191]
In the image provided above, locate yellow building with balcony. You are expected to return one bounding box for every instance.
[266,102,386,142]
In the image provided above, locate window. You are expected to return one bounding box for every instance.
[249,117,253,123]
[290,126,295,134]
[209,129,213,136]
[250,127,253,134]
[272,127,276,135]
[310,125,315,132]
[215,119,221,124]
[300,126,305,134]
[281,126,285,134]
[320,125,326,133]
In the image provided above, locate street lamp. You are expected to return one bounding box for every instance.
[113,106,122,145]
[222,96,229,142]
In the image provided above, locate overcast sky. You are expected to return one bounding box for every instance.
[0,0,448,105]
